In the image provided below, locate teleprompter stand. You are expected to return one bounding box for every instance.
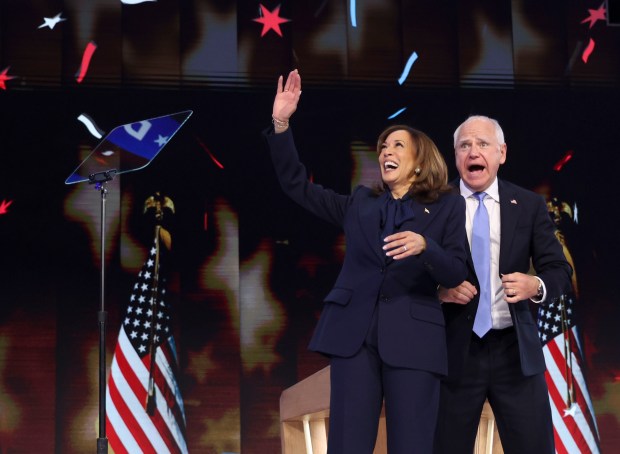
[65,111,192,453]
[90,170,116,454]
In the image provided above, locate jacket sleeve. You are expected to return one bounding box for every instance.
[419,194,469,288]
[264,127,352,227]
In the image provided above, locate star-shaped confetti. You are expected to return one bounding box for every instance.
[38,13,66,30]
[253,4,290,37]
[0,199,13,215]
[0,67,16,90]
[581,4,606,29]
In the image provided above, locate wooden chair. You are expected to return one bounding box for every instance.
[280,366,503,454]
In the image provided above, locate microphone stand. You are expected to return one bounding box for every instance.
[89,170,117,454]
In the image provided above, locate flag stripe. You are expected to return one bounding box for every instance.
[116,329,181,453]
[107,384,142,454]
[109,340,162,452]
[547,334,599,452]
[545,341,592,453]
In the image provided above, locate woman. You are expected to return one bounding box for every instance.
[266,69,468,453]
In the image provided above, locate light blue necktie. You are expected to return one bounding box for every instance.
[472,192,492,337]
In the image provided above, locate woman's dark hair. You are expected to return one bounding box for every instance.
[375,125,452,203]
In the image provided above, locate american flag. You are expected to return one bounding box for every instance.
[106,232,188,453]
[538,293,601,454]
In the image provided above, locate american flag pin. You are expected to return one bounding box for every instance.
[424,208,430,213]
[511,199,517,204]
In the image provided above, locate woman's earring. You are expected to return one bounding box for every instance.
[414,167,421,175]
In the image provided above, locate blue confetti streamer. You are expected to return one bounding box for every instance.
[388,107,407,119]
[398,51,418,85]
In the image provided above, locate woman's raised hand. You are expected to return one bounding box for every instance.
[272,69,302,126]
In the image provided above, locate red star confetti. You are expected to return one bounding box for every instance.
[0,67,16,90]
[0,199,13,215]
[581,4,606,29]
[38,13,66,30]
[253,4,290,37]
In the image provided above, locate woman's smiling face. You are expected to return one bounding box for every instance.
[379,129,418,198]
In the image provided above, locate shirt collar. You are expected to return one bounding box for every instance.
[460,177,499,203]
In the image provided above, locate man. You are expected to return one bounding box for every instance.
[434,115,572,453]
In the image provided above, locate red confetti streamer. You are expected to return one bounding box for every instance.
[76,41,97,83]
[581,38,595,64]
[553,150,574,172]
[195,137,224,169]
[0,199,13,215]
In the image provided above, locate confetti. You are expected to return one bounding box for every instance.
[38,13,66,30]
[388,107,407,119]
[581,38,595,63]
[121,0,157,4]
[0,199,13,215]
[398,51,418,85]
[580,4,607,29]
[77,113,105,139]
[553,150,574,171]
[350,0,357,27]
[195,137,224,169]
[253,4,290,37]
[0,67,16,90]
[76,41,97,83]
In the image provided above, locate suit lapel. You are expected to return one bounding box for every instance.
[498,179,519,275]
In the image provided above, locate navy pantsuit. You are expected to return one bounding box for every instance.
[435,179,573,454]
[266,128,468,453]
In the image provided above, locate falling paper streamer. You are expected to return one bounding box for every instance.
[398,52,419,85]
[76,42,97,82]
[350,0,357,27]
[76,41,97,83]
[553,150,574,172]
[581,38,595,63]
[120,0,157,4]
[388,107,407,119]
[196,137,224,169]
[77,113,105,139]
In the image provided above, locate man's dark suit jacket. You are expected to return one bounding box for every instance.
[442,178,573,381]
[266,128,468,376]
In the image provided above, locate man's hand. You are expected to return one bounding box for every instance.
[438,281,478,305]
[501,272,539,302]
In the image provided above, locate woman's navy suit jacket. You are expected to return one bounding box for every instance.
[266,128,468,376]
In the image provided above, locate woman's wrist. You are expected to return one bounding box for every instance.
[272,115,289,132]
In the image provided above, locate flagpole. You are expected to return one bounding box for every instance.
[145,224,161,415]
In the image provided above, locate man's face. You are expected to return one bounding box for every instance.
[454,118,506,192]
